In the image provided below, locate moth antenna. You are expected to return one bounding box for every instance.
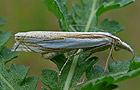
[70,25,106,32]
[104,44,114,72]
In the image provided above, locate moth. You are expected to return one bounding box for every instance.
[12,31,134,75]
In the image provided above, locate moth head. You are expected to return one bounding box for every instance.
[114,41,134,54]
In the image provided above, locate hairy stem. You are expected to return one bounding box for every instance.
[64,0,98,89]
[85,0,98,32]
[63,50,81,90]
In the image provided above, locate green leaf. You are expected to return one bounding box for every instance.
[128,56,140,72]
[0,31,11,51]
[41,0,136,90]
[0,30,38,90]
[0,17,6,26]
[72,0,132,32]
[71,0,101,31]
[86,65,104,80]
[41,52,99,90]
[43,0,133,32]
[0,47,38,90]
[43,0,69,31]
[81,81,118,90]
[41,69,59,90]
[78,55,140,90]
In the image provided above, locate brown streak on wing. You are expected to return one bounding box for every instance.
[23,43,38,53]
[21,43,30,52]
[18,33,107,42]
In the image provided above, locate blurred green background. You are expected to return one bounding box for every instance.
[0,0,140,90]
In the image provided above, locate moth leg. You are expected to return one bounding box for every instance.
[104,45,114,72]
[111,53,117,63]
[66,49,79,59]
[59,56,71,76]
[59,44,111,75]
[59,49,79,76]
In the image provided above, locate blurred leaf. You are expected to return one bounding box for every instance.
[0,17,6,26]
[0,31,11,51]
[96,18,125,34]
[97,0,136,15]
[0,47,18,63]
[41,87,48,90]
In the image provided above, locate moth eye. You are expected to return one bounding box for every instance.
[117,41,121,45]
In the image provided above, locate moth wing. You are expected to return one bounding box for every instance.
[12,35,112,53]
[12,42,30,52]
[34,38,112,49]
[12,41,46,53]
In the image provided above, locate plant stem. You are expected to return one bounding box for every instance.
[64,1,98,89]
[63,50,81,90]
[85,0,98,32]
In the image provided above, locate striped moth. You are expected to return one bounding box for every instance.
[12,31,134,75]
